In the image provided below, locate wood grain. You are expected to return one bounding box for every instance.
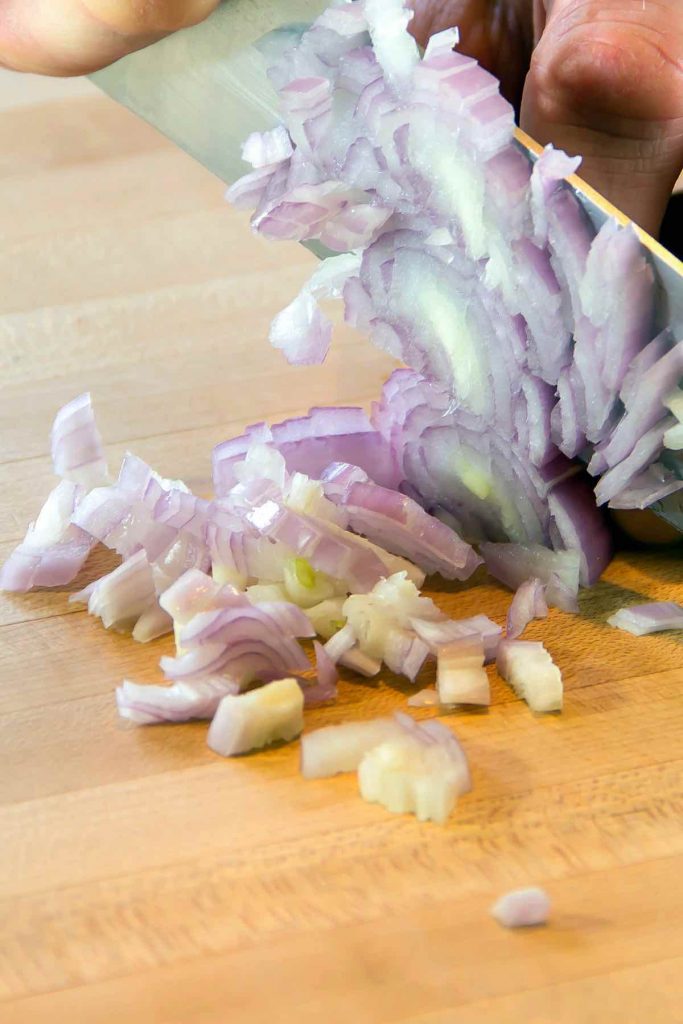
[0,96,682,1024]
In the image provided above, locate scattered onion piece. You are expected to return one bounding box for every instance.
[411,614,502,663]
[436,637,490,705]
[607,602,683,636]
[506,578,548,639]
[301,717,404,778]
[497,639,563,712]
[207,677,304,757]
[491,887,550,928]
[358,713,471,824]
[70,548,160,636]
[50,392,108,489]
[296,640,339,707]
[322,462,482,580]
[407,687,440,708]
[0,481,94,592]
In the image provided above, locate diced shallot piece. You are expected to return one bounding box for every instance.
[207,677,304,756]
[436,637,490,705]
[297,640,338,707]
[506,577,548,639]
[358,714,471,824]
[407,687,440,707]
[491,887,550,928]
[70,548,157,634]
[300,717,404,778]
[0,481,94,592]
[607,601,683,636]
[116,676,240,724]
[497,639,563,712]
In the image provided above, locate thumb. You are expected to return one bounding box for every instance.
[521,0,683,237]
[0,0,219,76]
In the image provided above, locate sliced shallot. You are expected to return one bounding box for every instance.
[490,887,550,928]
[497,639,563,712]
[607,601,683,636]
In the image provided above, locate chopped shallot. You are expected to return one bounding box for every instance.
[207,676,304,756]
[358,713,471,824]
[436,637,490,705]
[6,0,683,837]
[490,887,550,928]
[50,392,108,489]
[607,602,683,636]
[506,578,548,639]
[497,640,563,712]
[300,718,404,778]
[70,548,159,635]
[116,676,240,724]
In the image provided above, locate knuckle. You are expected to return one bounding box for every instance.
[530,8,683,123]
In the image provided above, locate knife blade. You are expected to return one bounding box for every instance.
[91,1,682,531]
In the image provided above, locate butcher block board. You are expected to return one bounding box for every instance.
[0,95,682,1024]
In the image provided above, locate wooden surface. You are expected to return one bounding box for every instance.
[1,94,682,1024]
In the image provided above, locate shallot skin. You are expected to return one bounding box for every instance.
[490,887,550,928]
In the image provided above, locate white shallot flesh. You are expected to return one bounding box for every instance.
[497,640,563,712]
[506,577,548,639]
[300,717,405,778]
[436,637,490,706]
[357,713,471,824]
[207,676,304,756]
[607,602,683,636]
[116,676,241,724]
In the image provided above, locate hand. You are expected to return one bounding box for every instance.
[0,1,219,76]
[411,0,683,238]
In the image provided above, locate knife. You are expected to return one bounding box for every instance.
[91,0,683,531]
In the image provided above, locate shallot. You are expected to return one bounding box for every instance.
[490,887,550,928]
[207,677,304,756]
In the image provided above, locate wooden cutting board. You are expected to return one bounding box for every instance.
[0,95,681,1024]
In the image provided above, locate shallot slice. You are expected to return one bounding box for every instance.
[358,714,471,824]
[407,687,439,707]
[490,887,550,928]
[506,577,548,639]
[207,677,304,756]
[497,639,563,712]
[300,718,404,778]
[436,637,490,705]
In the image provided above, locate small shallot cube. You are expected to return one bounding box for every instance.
[207,677,304,757]
[490,887,550,928]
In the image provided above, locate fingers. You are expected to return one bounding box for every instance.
[521,0,683,236]
[0,0,219,76]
